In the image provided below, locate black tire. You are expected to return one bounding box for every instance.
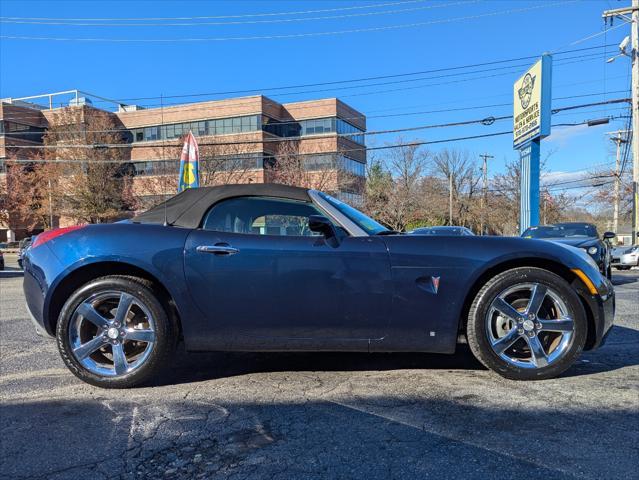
[56,275,177,388]
[466,267,587,381]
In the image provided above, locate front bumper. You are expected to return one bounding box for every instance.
[611,253,639,267]
[574,275,615,350]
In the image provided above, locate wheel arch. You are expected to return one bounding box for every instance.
[457,257,598,349]
[46,261,183,338]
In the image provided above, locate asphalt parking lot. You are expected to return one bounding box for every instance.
[1,253,638,480]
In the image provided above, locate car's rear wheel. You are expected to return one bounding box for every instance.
[56,276,176,388]
[466,267,587,380]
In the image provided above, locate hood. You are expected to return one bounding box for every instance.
[535,237,598,248]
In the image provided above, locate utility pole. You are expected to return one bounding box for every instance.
[449,172,454,226]
[604,1,639,243]
[608,130,629,233]
[479,153,494,235]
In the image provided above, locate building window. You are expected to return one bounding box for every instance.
[128,152,267,177]
[264,116,365,144]
[0,121,46,143]
[302,154,365,177]
[336,191,364,206]
[127,114,364,145]
[128,114,261,143]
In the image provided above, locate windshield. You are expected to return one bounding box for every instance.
[522,224,598,239]
[317,192,389,235]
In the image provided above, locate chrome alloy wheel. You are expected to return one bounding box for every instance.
[68,290,156,377]
[485,283,575,369]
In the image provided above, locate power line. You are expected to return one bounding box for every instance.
[3,97,630,144]
[110,48,610,103]
[116,52,612,108]
[0,1,474,27]
[0,0,431,21]
[552,19,630,53]
[0,44,621,121]
[1,43,603,110]
[3,53,622,125]
[4,116,627,164]
[4,98,629,146]
[0,1,579,43]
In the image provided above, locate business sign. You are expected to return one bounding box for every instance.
[513,55,552,149]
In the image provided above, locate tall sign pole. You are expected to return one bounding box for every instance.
[513,54,553,233]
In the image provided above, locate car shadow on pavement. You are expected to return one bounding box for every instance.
[562,325,639,378]
[159,346,486,387]
[611,274,638,286]
[158,324,638,386]
[1,395,637,480]
[0,270,24,278]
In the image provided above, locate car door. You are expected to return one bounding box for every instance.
[183,196,392,348]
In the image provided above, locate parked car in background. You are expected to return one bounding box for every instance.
[611,245,639,270]
[0,250,4,270]
[17,237,32,269]
[409,226,474,236]
[521,222,615,279]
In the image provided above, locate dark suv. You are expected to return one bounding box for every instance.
[17,237,32,269]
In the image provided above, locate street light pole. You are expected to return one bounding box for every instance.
[603,1,639,243]
[632,0,639,244]
[609,130,629,234]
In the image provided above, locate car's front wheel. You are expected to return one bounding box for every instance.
[466,267,587,380]
[56,275,177,388]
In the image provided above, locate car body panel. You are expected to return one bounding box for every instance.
[183,230,392,350]
[370,235,613,352]
[23,186,615,355]
[23,223,201,339]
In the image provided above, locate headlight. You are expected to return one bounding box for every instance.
[586,246,598,255]
[583,253,600,271]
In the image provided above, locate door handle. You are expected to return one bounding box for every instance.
[196,244,240,255]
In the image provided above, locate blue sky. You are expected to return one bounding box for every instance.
[0,0,632,183]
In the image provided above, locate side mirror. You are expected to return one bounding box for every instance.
[309,215,339,246]
[603,231,616,240]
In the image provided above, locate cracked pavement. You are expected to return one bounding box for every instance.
[1,267,638,479]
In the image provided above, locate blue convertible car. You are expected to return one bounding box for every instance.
[23,184,614,388]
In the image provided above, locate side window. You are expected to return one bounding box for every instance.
[202,197,331,237]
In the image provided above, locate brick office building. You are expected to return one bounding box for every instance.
[0,90,367,241]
